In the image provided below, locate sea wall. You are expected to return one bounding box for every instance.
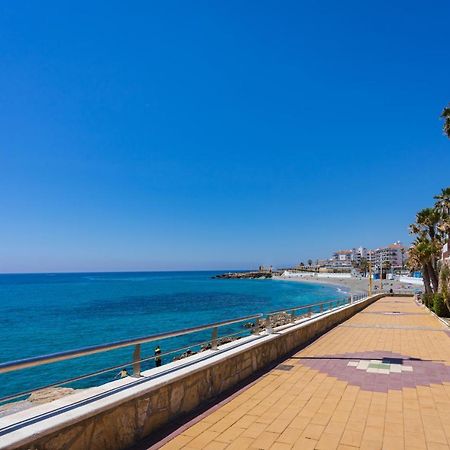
[398,275,423,286]
[281,271,352,279]
[6,294,385,450]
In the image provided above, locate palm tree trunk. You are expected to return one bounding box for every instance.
[427,262,439,292]
[422,264,433,294]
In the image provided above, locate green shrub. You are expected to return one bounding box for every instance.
[433,293,450,317]
[422,293,434,308]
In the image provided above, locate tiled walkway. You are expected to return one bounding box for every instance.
[158,297,450,449]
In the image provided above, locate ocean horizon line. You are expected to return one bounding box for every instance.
[0,268,258,276]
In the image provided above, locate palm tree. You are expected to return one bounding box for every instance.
[441,104,450,138]
[407,237,441,293]
[434,187,450,240]
[409,207,442,289]
[410,208,441,240]
[359,258,369,277]
[434,187,450,213]
[407,239,431,293]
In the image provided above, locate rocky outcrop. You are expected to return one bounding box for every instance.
[213,271,274,279]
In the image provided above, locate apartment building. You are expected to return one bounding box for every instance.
[371,241,406,269]
[326,242,406,270]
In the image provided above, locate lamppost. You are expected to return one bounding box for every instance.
[379,253,383,292]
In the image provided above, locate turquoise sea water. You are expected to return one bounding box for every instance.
[0,271,346,401]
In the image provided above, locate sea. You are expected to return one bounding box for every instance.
[0,271,347,402]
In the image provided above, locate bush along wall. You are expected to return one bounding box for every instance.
[433,293,450,317]
[422,293,434,309]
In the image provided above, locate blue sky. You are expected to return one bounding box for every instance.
[1,0,449,273]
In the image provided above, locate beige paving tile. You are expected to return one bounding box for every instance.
[202,442,228,450]
[250,431,280,449]
[292,437,318,450]
[215,426,245,443]
[187,430,221,449]
[301,423,325,440]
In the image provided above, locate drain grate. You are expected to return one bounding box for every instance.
[275,364,294,371]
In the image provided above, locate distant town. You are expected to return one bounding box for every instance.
[301,241,408,273]
[215,241,414,280]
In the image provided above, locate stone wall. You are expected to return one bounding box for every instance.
[14,294,384,450]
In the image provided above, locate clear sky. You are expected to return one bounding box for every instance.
[1,1,449,273]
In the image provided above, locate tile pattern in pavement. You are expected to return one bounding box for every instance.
[158,297,450,449]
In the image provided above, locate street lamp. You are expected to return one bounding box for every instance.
[379,254,383,291]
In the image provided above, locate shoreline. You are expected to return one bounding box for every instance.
[273,274,419,295]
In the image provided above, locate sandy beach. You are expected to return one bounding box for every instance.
[273,274,420,294]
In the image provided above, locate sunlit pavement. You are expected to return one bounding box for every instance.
[154,296,450,449]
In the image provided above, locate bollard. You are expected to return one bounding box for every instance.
[211,326,219,350]
[266,314,273,334]
[132,344,141,377]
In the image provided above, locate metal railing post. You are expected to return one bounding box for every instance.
[320,304,324,313]
[132,344,141,377]
[308,306,312,317]
[211,327,219,350]
[266,314,273,334]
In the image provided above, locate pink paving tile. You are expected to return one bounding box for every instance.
[297,351,450,392]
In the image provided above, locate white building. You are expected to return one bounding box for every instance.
[326,242,406,272]
[372,241,406,269]
[351,247,368,264]
[329,250,353,268]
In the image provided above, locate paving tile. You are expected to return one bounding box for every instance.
[426,443,450,450]
[292,437,318,450]
[382,434,405,450]
[215,427,245,443]
[315,432,341,450]
[265,418,292,434]
[242,422,269,439]
[269,442,292,450]
[250,431,280,449]
[339,428,363,447]
[404,432,427,449]
[301,423,325,440]
[160,435,195,449]
[289,415,310,431]
[183,420,212,437]
[275,427,303,445]
[187,430,221,448]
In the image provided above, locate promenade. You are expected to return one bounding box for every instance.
[156,296,450,450]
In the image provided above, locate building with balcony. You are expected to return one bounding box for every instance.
[372,241,406,269]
